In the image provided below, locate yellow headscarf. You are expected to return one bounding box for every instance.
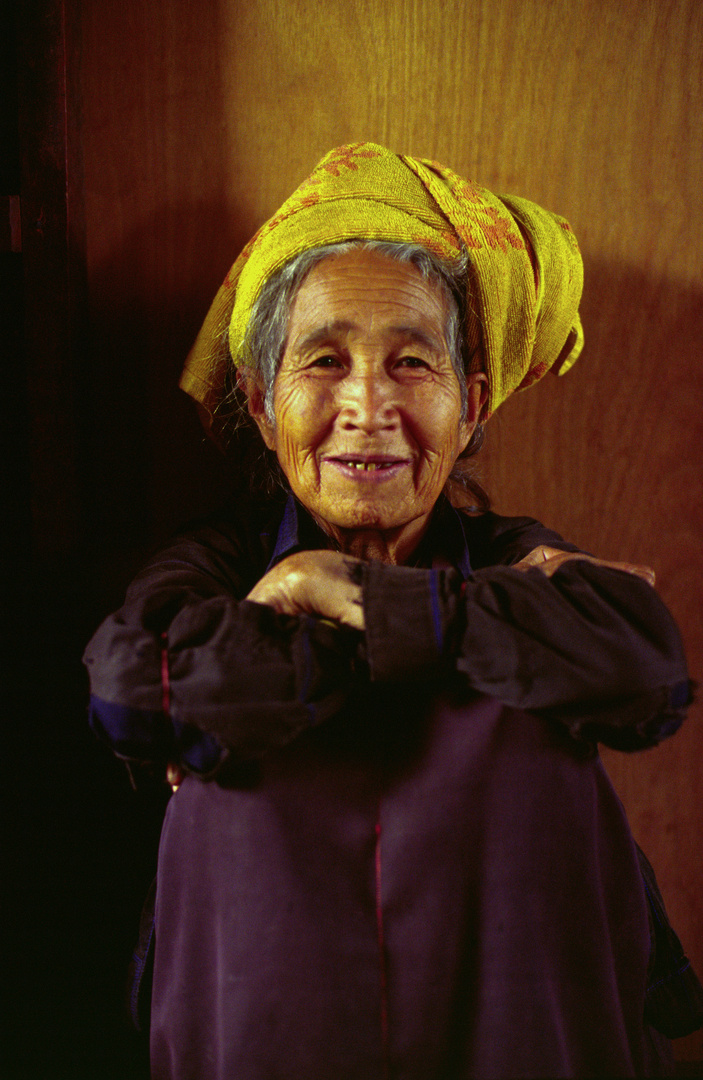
[181,142,583,424]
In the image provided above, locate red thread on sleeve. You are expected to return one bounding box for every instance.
[160,632,171,716]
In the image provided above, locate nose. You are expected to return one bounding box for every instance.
[337,370,399,433]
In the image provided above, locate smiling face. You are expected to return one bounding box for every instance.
[248,249,486,561]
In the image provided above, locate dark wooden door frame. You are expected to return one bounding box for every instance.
[15,0,86,560]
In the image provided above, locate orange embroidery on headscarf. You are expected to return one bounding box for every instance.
[422,162,483,205]
[320,144,381,176]
[223,232,260,287]
[297,174,322,193]
[477,207,525,252]
[517,359,549,389]
[260,210,287,237]
[453,222,482,251]
[452,176,484,205]
[250,192,323,252]
[409,231,462,257]
[264,199,308,237]
[559,220,580,252]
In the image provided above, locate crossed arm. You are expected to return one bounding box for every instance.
[245,545,657,630]
[85,530,690,786]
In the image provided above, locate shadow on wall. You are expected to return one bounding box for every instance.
[482,253,703,568]
[578,253,703,569]
[76,200,255,583]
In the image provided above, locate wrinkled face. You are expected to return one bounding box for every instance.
[251,249,482,544]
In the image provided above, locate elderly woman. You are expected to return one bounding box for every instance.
[84,144,698,1079]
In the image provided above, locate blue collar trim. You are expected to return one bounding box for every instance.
[267,493,473,579]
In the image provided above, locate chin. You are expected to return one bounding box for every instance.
[334,510,391,531]
[319,500,413,534]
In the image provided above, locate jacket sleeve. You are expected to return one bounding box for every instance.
[361,558,692,751]
[83,531,362,773]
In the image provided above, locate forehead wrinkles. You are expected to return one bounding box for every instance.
[287,264,450,352]
[291,321,449,359]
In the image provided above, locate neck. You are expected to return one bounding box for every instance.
[314,513,431,565]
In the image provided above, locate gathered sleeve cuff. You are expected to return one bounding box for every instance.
[362,561,462,681]
[83,590,362,770]
[361,557,692,751]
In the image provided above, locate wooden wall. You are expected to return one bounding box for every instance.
[78,0,703,1060]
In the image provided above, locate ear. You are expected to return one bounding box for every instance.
[459,372,489,446]
[237,369,276,450]
[466,372,489,424]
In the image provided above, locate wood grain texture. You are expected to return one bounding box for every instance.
[79,0,703,1058]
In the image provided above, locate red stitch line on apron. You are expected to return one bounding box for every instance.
[375,808,390,1078]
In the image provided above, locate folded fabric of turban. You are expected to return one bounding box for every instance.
[181,142,584,427]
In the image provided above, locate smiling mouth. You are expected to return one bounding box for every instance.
[323,456,411,480]
[326,456,408,471]
[339,460,393,471]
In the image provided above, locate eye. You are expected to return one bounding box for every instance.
[308,355,344,369]
[396,356,430,370]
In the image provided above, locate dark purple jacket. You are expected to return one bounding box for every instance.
[84,496,693,1078]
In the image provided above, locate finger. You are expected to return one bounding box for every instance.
[166,762,184,792]
[612,562,656,586]
[538,552,656,586]
[513,545,569,571]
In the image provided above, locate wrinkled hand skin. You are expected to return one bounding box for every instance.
[246,550,365,630]
[514,545,656,586]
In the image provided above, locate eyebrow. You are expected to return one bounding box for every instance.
[293,321,446,353]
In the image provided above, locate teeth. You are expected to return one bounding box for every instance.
[335,459,400,471]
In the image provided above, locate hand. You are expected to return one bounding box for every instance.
[514,545,656,586]
[166,762,183,793]
[246,550,365,630]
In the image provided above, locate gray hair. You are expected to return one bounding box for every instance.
[237,239,479,423]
